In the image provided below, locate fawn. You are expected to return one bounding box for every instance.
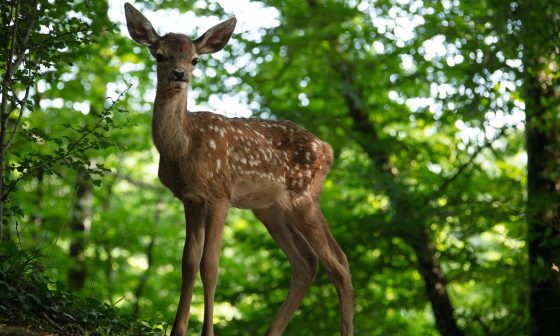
[124,3,353,335]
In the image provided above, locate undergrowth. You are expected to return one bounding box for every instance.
[0,241,166,335]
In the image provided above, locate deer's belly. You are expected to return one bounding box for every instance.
[230,178,288,209]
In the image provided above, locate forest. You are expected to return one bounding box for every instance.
[1,0,559,335]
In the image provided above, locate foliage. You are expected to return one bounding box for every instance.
[226,0,529,334]
[0,0,558,335]
[0,241,166,335]
[0,0,126,240]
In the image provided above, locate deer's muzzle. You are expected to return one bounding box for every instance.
[169,69,188,82]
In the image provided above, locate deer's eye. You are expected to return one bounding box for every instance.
[155,53,164,62]
[191,58,199,66]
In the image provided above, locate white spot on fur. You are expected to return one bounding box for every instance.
[209,139,216,150]
[216,159,221,172]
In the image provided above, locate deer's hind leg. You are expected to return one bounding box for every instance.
[253,205,318,336]
[288,199,354,336]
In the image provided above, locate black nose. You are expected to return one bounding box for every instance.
[170,69,186,81]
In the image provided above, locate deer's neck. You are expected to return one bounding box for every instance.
[152,87,190,157]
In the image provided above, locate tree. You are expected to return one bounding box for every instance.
[0,0,118,241]
[228,0,527,334]
[518,0,560,334]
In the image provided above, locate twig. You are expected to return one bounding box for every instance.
[11,8,37,73]
[41,311,62,331]
[433,126,509,197]
[47,183,80,258]
[15,220,22,247]
[34,26,91,48]
[4,78,31,150]
[114,172,160,190]
[3,0,20,90]
[2,85,132,200]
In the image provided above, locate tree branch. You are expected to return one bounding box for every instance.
[11,8,37,74]
[1,0,20,122]
[434,126,509,197]
[2,86,131,200]
[2,1,36,150]
[35,26,91,48]
[114,173,160,190]
[4,76,32,150]
[3,0,20,92]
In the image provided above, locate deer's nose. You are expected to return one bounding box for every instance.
[170,69,187,82]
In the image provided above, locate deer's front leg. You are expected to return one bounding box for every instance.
[200,200,229,336]
[171,200,207,336]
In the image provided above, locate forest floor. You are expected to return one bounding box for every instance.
[1,244,165,336]
[0,324,50,336]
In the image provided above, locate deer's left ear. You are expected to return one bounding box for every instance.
[194,17,237,54]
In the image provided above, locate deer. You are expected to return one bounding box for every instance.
[124,3,353,335]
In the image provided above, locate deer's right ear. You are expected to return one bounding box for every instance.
[124,3,159,48]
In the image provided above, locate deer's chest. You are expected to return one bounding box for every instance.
[158,156,212,200]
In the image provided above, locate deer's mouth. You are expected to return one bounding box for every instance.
[168,80,188,90]
[168,77,188,82]
[168,76,189,83]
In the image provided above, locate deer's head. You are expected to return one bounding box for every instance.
[124,3,236,92]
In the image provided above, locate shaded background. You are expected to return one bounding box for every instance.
[1,0,559,335]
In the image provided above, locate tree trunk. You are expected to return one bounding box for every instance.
[101,182,115,300]
[0,75,10,241]
[133,197,162,318]
[524,48,560,336]
[133,236,155,318]
[31,168,44,240]
[333,56,465,336]
[68,173,93,291]
[407,229,465,336]
[519,2,560,334]
[104,243,114,300]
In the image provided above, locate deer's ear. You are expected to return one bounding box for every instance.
[194,17,237,54]
[124,3,159,47]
